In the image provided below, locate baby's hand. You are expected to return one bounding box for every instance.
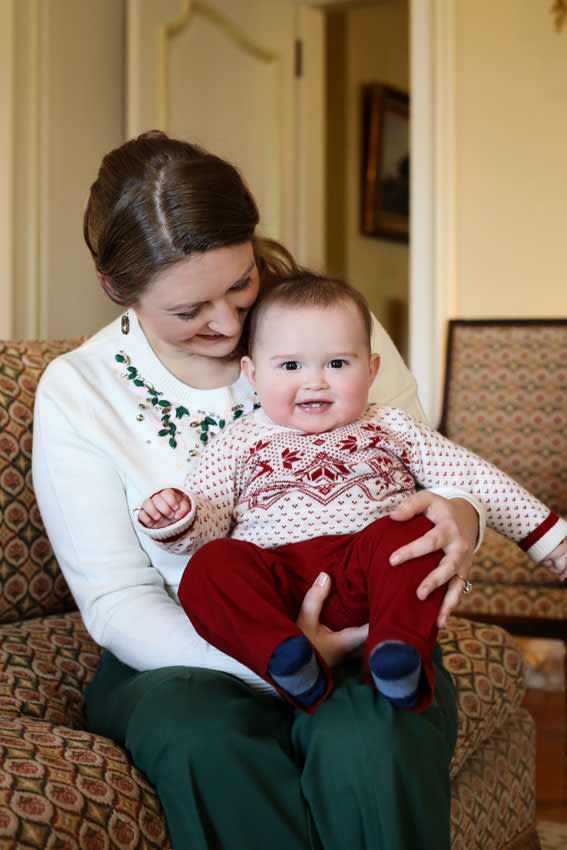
[138,489,191,529]
[541,538,567,581]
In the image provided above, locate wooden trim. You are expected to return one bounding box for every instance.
[12,0,42,339]
[500,824,542,850]
[457,612,567,642]
[443,318,567,327]
[0,0,15,338]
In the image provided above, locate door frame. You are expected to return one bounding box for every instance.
[303,0,449,422]
[409,0,453,422]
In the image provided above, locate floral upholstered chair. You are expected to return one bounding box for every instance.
[439,319,567,645]
[0,338,542,849]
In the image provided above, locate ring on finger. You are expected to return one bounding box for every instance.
[455,574,473,594]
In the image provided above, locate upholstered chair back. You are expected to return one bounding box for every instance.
[0,340,83,624]
[439,319,567,636]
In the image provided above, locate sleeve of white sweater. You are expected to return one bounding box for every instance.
[32,363,276,692]
[368,315,425,420]
[368,314,486,544]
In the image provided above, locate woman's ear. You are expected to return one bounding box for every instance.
[369,353,380,386]
[97,273,125,306]
[241,355,256,387]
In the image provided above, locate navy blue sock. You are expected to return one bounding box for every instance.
[268,634,327,708]
[369,640,422,709]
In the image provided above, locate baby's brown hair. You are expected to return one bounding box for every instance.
[246,271,373,355]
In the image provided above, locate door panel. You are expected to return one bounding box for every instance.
[126,0,324,264]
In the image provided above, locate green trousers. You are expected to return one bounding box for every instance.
[85,644,457,850]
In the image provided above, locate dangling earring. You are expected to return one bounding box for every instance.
[121,310,130,335]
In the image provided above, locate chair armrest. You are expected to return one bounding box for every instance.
[440,615,527,778]
[0,612,101,729]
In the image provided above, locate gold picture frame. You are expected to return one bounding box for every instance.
[361,84,410,242]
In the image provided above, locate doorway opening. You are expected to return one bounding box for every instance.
[323,1,410,363]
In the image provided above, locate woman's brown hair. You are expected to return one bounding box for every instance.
[84,130,298,306]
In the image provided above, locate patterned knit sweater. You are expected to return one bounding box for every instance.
[139,406,566,562]
[36,311,468,686]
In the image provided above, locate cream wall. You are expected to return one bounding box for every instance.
[453,2,567,317]
[3,0,565,345]
[7,0,123,339]
[327,0,410,361]
[35,0,124,338]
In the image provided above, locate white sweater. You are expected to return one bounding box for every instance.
[140,406,566,563]
[32,310,482,689]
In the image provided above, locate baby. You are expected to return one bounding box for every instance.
[136,272,567,713]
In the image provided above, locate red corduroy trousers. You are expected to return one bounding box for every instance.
[178,515,444,713]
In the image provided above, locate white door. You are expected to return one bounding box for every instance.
[126,0,325,269]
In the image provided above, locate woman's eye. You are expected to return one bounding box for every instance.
[282,361,300,371]
[176,309,200,321]
[329,359,346,369]
[231,276,251,292]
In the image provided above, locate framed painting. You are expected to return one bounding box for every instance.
[361,83,410,242]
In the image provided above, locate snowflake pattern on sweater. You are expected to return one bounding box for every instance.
[139,404,565,562]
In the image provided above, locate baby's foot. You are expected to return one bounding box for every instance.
[268,634,327,708]
[369,640,422,709]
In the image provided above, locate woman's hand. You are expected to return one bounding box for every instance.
[389,493,478,628]
[296,573,368,667]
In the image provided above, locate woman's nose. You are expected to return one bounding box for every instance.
[207,299,241,336]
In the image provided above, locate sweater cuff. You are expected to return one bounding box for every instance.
[524,515,567,563]
[426,486,487,552]
[134,489,196,542]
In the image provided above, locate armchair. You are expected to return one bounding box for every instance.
[0,338,541,849]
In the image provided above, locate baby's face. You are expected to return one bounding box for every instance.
[242,301,379,433]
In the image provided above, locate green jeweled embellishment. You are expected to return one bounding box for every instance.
[115,351,259,452]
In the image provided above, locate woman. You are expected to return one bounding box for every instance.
[32,131,479,850]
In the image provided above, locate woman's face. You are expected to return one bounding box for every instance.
[134,242,259,361]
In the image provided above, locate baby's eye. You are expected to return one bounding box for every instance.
[329,359,346,369]
[282,361,300,371]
